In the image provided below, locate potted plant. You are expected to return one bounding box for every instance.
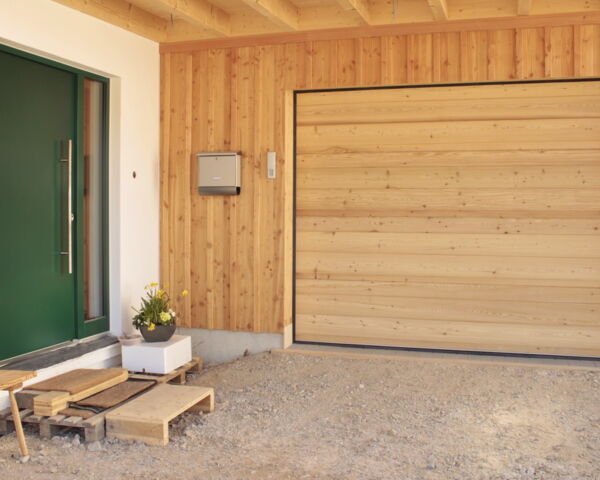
[132,283,188,342]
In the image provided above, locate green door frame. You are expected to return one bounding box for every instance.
[0,43,110,340]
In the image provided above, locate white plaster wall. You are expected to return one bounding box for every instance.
[0,0,160,337]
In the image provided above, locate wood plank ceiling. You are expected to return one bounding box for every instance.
[52,0,600,43]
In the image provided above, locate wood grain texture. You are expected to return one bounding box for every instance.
[27,369,127,395]
[160,12,600,52]
[295,314,600,356]
[106,384,214,445]
[160,20,600,335]
[0,371,35,391]
[295,81,600,356]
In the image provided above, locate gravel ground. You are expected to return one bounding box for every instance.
[0,351,599,480]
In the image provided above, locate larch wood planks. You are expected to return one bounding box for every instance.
[160,20,600,336]
[28,369,127,395]
[30,369,129,416]
[295,80,600,356]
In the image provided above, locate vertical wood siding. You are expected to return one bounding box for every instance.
[161,22,600,333]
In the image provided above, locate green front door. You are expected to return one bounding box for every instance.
[0,50,77,359]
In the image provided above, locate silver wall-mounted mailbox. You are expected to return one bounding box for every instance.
[197,152,241,195]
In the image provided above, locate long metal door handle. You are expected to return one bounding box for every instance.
[60,139,73,274]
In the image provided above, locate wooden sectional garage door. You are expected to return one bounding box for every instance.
[295,81,600,357]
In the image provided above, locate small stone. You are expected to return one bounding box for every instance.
[72,434,81,446]
[359,384,365,389]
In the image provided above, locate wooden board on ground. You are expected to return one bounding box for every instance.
[77,380,155,408]
[27,368,127,394]
[33,391,71,417]
[31,369,129,416]
[106,384,214,445]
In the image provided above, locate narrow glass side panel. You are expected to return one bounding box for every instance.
[83,78,104,320]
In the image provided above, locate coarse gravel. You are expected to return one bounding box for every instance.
[0,351,598,480]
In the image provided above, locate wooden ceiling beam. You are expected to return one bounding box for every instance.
[238,0,300,31]
[51,0,168,41]
[426,0,448,20]
[150,0,231,36]
[162,11,600,53]
[336,0,371,25]
[517,0,533,16]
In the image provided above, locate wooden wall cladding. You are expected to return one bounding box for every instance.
[295,82,600,356]
[160,21,600,333]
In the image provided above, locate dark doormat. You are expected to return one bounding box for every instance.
[77,380,155,408]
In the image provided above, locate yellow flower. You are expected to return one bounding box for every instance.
[159,311,171,322]
[150,282,159,288]
[147,322,156,331]
[181,289,189,296]
[157,289,165,296]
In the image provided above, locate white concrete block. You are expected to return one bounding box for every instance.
[121,335,191,374]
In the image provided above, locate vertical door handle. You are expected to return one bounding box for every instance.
[60,139,73,274]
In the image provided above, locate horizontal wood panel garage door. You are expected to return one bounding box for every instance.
[295,81,600,356]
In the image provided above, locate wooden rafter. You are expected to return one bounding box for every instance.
[149,0,231,36]
[426,0,448,20]
[162,11,600,52]
[51,0,168,41]
[518,0,533,16]
[238,0,299,31]
[336,0,371,25]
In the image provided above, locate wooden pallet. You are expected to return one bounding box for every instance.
[2,356,205,443]
[0,407,105,442]
[106,384,214,445]
[128,356,203,385]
